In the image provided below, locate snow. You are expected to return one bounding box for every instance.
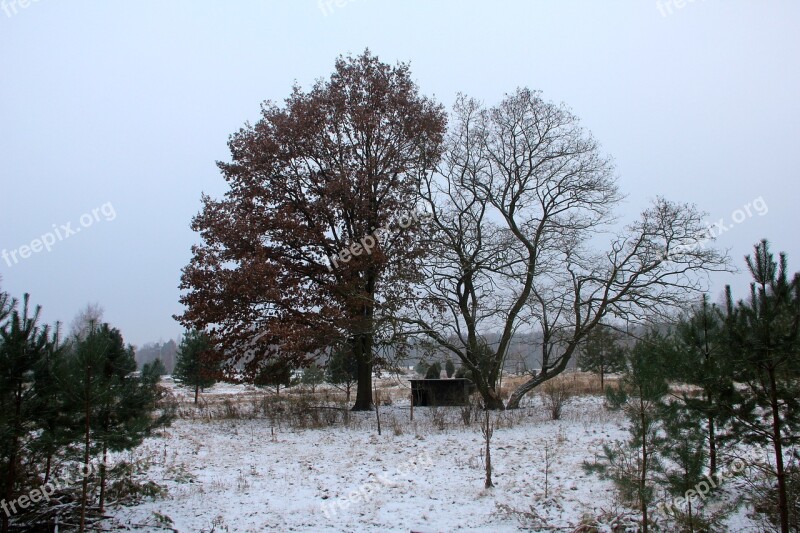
[108,382,759,532]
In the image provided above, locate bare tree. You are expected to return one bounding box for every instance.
[70,302,104,340]
[402,89,729,409]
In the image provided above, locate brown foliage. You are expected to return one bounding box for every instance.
[176,51,446,404]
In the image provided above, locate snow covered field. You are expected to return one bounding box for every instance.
[108,380,759,532]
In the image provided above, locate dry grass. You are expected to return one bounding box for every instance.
[501,371,619,399]
[165,370,619,433]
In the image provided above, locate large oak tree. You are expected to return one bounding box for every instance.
[177,51,445,410]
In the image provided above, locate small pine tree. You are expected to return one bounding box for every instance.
[91,327,157,512]
[425,362,442,379]
[143,358,167,378]
[658,402,716,530]
[586,332,670,533]
[668,295,736,476]
[173,329,218,404]
[578,324,627,391]
[0,294,50,533]
[0,291,168,531]
[301,363,325,393]
[140,359,174,428]
[59,321,115,530]
[724,240,800,533]
[60,323,166,517]
[254,358,292,396]
[445,359,456,378]
[326,344,357,403]
[31,323,71,485]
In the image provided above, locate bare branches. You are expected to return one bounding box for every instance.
[403,88,731,409]
[507,198,730,408]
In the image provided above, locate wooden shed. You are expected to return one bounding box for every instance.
[410,378,476,406]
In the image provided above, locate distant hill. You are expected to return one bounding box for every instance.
[135,339,178,373]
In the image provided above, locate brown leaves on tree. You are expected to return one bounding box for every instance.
[176,50,446,407]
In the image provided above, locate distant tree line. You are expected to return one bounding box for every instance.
[135,339,178,374]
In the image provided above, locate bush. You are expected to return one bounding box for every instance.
[459,393,481,426]
[425,362,442,379]
[539,377,574,420]
[445,359,456,378]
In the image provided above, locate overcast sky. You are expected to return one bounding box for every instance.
[1,1,798,348]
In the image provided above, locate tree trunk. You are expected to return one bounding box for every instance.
[352,333,373,411]
[483,409,494,488]
[99,440,108,513]
[481,386,505,410]
[768,367,790,533]
[194,384,199,404]
[44,453,52,485]
[80,363,92,533]
[703,321,717,477]
[2,385,23,533]
[352,272,377,411]
[708,413,717,476]
[374,383,381,435]
[506,380,532,410]
[640,394,649,533]
[506,361,572,409]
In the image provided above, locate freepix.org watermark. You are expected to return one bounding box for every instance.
[666,196,768,261]
[1,461,99,518]
[656,0,706,18]
[317,0,368,17]
[326,209,430,272]
[2,202,117,268]
[1,0,42,18]
[656,456,747,517]
[320,451,433,519]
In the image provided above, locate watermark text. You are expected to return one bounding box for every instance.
[2,202,117,268]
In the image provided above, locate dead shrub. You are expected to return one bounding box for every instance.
[460,401,474,427]
[388,415,403,436]
[106,460,168,506]
[539,377,574,420]
[428,406,447,430]
[218,398,241,419]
